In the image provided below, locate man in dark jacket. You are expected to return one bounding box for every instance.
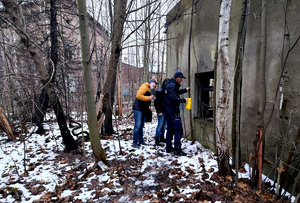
[132,78,158,149]
[165,72,190,155]
[154,79,169,145]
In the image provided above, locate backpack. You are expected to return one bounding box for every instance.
[145,108,152,122]
[161,78,171,94]
[154,78,171,113]
[155,78,171,100]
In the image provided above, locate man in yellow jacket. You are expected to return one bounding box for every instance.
[132,78,158,148]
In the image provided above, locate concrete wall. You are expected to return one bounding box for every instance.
[166,0,220,137]
[166,0,300,193]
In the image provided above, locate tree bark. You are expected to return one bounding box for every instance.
[1,1,78,152]
[231,0,249,185]
[216,0,232,177]
[77,0,107,164]
[0,106,15,140]
[252,0,267,189]
[102,0,128,134]
[143,0,150,83]
[187,0,195,141]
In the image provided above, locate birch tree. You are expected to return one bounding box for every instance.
[216,0,232,177]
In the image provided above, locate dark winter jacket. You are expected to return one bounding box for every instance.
[164,78,187,118]
[154,88,164,114]
[132,82,151,113]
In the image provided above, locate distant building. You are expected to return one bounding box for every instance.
[0,0,110,115]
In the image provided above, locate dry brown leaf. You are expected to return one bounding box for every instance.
[40,193,52,200]
[66,172,72,179]
[109,166,117,176]
[198,157,204,163]
[234,194,246,203]
[175,193,185,198]
[277,165,285,172]
[248,154,253,162]
[40,179,46,184]
[238,182,247,191]
[262,193,273,200]
[265,159,274,165]
[60,160,67,164]
[151,198,159,203]
[225,175,233,182]
[221,187,228,192]
[208,168,214,173]
[30,187,38,195]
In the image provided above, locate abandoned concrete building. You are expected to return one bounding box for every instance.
[166,0,300,193]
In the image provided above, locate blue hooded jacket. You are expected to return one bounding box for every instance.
[164,78,187,118]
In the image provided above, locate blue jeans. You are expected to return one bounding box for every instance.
[155,113,167,138]
[133,110,146,145]
[166,116,183,151]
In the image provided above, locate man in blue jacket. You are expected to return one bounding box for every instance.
[164,72,190,156]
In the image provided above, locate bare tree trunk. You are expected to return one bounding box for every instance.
[187,0,195,141]
[77,0,107,164]
[1,1,78,152]
[102,0,128,134]
[143,0,150,83]
[231,0,249,186]
[135,1,141,87]
[157,2,161,82]
[118,61,122,117]
[216,0,232,177]
[0,106,15,140]
[252,0,267,189]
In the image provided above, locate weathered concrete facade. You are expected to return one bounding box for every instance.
[166,0,300,193]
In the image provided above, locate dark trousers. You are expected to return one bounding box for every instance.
[166,116,183,151]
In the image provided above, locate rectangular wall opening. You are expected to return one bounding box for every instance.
[195,71,214,120]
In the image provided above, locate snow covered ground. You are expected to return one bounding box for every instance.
[0,113,295,202]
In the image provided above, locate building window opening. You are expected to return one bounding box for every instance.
[195,71,214,121]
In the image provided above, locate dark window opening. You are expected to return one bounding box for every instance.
[195,71,214,121]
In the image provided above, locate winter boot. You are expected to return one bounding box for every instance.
[159,136,166,143]
[155,137,160,145]
[174,150,187,156]
[166,146,175,153]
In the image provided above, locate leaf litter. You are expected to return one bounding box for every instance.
[0,114,294,202]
